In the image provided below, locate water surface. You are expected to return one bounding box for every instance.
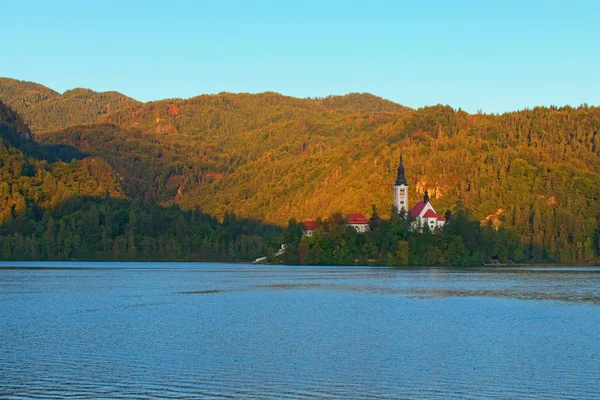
[1,263,599,399]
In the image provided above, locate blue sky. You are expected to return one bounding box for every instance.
[2,0,599,113]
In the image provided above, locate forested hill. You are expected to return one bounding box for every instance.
[0,100,124,222]
[1,79,599,263]
[0,100,279,260]
[0,78,139,133]
[318,93,410,113]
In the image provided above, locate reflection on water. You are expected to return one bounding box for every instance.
[0,263,599,399]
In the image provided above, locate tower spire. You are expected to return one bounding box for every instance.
[393,151,409,213]
[395,153,407,185]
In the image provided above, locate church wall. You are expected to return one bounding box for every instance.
[350,223,370,233]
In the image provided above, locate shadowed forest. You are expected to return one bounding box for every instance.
[0,77,598,264]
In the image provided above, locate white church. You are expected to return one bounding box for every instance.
[393,154,446,230]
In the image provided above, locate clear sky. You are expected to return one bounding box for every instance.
[2,0,599,113]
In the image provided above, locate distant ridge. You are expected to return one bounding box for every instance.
[0,78,412,133]
[317,93,409,113]
[0,78,139,133]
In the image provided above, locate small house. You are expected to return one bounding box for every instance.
[347,213,370,233]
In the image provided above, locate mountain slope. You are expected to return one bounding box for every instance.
[0,78,139,133]
[2,80,599,262]
[0,101,124,224]
[42,100,600,262]
[0,101,278,261]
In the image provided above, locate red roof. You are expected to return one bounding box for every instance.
[409,202,427,217]
[303,220,318,230]
[437,214,446,222]
[422,209,438,218]
[347,213,369,224]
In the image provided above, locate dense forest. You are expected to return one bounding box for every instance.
[0,77,599,264]
[0,99,279,261]
[0,78,138,134]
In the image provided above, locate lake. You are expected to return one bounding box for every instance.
[1,263,599,399]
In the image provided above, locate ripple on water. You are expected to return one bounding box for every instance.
[0,264,599,399]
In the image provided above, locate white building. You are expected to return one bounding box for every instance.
[395,154,446,230]
[393,154,409,213]
[409,191,446,230]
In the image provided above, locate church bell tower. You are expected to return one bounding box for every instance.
[394,153,409,212]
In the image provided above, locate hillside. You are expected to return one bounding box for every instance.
[0,99,123,225]
[0,100,278,260]
[318,93,410,113]
[1,81,599,263]
[0,78,139,133]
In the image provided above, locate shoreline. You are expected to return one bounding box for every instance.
[0,260,598,269]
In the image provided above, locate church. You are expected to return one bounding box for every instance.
[302,154,445,236]
[393,154,446,231]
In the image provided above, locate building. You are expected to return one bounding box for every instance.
[393,154,409,213]
[409,191,446,230]
[302,213,370,236]
[395,154,446,231]
[300,153,445,237]
[347,213,370,233]
[302,220,318,236]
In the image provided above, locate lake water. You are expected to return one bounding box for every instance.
[1,263,599,399]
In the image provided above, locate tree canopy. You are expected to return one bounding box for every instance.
[1,78,599,264]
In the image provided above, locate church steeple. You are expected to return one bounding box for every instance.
[393,152,409,213]
[395,153,407,186]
